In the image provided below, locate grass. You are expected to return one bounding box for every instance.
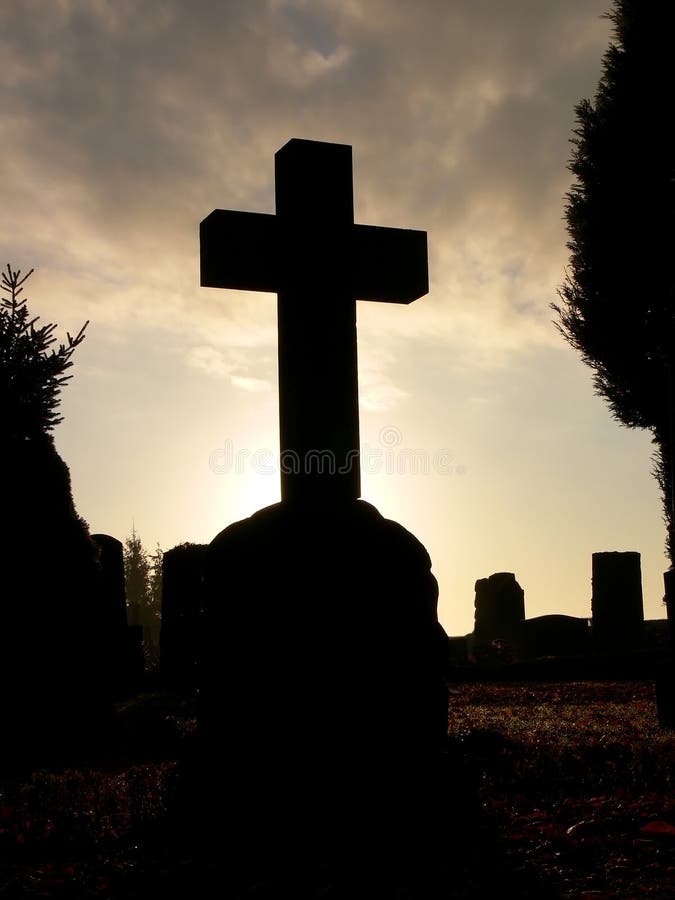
[447,680,675,897]
[1,680,674,897]
[448,680,675,796]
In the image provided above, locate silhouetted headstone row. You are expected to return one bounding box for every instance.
[160,548,659,677]
[464,552,650,664]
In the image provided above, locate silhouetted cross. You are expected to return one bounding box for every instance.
[200,138,428,503]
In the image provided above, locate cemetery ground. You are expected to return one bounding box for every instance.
[1,679,674,898]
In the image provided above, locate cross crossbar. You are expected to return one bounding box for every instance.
[201,211,428,303]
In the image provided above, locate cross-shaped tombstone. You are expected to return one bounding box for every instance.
[200,138,428,503]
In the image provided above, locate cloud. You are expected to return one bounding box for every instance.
[0,0,612,393]
[12,1,662,635]
[186,343,274,394]
[186,345,237,380]
[359,343,410,412]
[231,375,272,393]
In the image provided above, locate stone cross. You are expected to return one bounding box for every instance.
[200,138,428,503]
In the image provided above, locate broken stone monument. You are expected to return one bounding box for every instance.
[191,139,455,878]
[160,542,207,690]
[591,551,645,652]
[473,571,525,656]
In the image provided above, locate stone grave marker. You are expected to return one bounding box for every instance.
[160,543,207,690]
[592,551,645,651]
[473,571,525,657]
[91,533,143,697]
[519,614,591,660]
[192,139,455,878]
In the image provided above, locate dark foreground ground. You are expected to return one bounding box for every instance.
[1,680,674,898]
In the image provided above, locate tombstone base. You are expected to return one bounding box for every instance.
[185,499,463,875]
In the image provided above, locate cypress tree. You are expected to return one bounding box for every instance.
[553,1,675,560]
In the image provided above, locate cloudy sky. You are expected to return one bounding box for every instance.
[2,0,667,635]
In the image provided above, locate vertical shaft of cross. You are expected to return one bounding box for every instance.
[275,140,361,503]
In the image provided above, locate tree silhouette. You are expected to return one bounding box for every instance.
[124,528,151,620]
[124,529,162,669]
[149,542,164,612]
[552,0,675,562]
[0,266,111,761]
[1,265,87,440]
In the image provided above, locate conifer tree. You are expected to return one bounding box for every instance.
[0,265,109,760]
[149,543,164,614]
[124,530,162,669]
[124,528,151,625]
[553,0,675,561]
[1,265,87,440]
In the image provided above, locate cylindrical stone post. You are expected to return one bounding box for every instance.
[591,551,644,652]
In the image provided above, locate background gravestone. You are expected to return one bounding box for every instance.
[473,572,525,657]
[592,551,644,652]
[519,614,591,659]
[160,543,207,690]
[91,533,143,698]
[92,534,127,634]
[644,618,671,650]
